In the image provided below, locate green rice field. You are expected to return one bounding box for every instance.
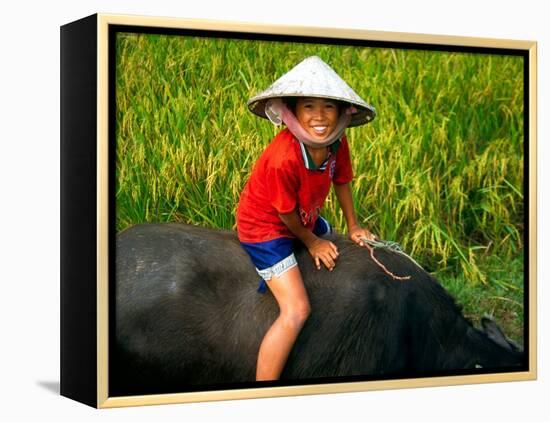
[115,32,525,342]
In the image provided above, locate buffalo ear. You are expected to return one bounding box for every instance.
[481,316,522,352]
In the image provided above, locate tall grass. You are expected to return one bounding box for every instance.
[115,33,524,339]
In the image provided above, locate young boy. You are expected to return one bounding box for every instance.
[236,56,377,381]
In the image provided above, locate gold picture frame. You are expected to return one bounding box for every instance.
[60,13,537,408]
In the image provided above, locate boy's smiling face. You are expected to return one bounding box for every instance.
[295,97,340,141]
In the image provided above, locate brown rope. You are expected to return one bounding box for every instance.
[363,240,412,281]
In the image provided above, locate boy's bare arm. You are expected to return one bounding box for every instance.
[279,211,339,271]
[333,182,360,230]
[278,211,318,248]
[333,182,376,245]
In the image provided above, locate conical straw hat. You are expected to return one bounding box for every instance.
[247,56,376,127]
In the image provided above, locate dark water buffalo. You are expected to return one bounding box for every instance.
[111,223,524,396]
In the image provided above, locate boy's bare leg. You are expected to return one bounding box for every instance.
[256,266,311,381]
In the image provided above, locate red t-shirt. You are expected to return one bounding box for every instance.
[236,128,354,243]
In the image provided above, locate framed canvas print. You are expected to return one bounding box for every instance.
[60,13,537,408]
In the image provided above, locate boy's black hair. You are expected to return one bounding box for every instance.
[282,97,297,112]
[283,97,348,115]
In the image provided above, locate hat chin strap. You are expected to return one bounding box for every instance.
[265,99,352,149]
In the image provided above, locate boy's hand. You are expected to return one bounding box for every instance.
[307,238,339,271]
[349,226,376,247]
